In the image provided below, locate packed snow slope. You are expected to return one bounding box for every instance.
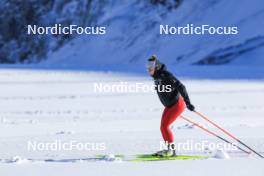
[0,69,263,176]
[43,0,264,73]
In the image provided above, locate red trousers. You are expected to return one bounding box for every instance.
[160,96,185,143]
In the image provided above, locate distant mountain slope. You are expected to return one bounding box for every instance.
[195,36,264,65]
[43,0,264,70]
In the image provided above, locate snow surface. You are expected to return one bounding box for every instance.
[0,69,263,175]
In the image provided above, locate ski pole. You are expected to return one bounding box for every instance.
[194,111,264,158]
[180,115,251,154]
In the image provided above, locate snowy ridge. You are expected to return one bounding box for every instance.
[195,36,264,65]
[44,0,264,71]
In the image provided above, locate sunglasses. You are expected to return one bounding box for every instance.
[146,61,156,71]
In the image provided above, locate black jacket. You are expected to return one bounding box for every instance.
[152,64,191,108]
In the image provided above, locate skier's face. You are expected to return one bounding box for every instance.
[147,61,156,76]
[148,67,155,76]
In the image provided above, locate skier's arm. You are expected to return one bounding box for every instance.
[166,72,195,111]
[176,82,195,111]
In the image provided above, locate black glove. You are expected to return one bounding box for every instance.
[187,103,195,111]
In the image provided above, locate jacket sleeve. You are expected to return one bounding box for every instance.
[166,71,192,105]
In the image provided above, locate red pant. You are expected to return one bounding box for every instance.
[160,96,185,143]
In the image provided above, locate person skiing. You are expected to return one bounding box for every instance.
[147,55,195,157]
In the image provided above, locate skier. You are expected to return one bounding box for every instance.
[147,55,195,157]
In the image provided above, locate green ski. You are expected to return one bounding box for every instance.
[95,154,208,162]
[131,154,208,162]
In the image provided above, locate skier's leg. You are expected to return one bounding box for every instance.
[156,96,185,156]
[160,96,185,143]
[160,107,170,142]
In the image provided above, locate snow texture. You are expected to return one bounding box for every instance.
[0,69,263,175]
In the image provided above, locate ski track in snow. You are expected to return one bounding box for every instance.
[0,69,263,175]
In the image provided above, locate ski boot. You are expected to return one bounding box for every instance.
[153,143,177,157]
